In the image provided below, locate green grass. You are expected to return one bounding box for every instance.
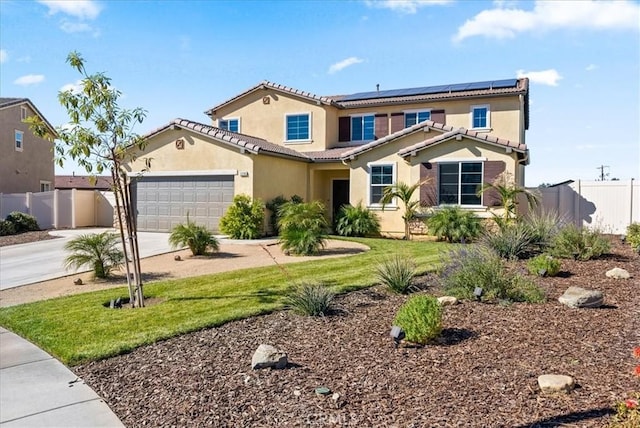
[0,237,446,366]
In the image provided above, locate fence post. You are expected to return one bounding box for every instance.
[53,189,59,229]
[630,178,635,227]
[71,188,76,229]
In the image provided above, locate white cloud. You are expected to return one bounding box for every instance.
[585,64,598,71]
[60,80,84,93]
[328,57,364,74]
[517,69,562,86]
[38,0,102,20]
[0,49,7,63]
[454,0,640,42]
[14,74,45,86]
[364,0,452,14]
[60,20,93,33]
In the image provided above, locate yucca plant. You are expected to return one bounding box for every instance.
[285,282,335,316]
[278,200,329,255]
[169,217,219,256]
[335,202,380,237]
[63,232,124,279]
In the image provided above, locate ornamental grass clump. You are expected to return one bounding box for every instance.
[285,282,335,316]
[440,246,545,303]
[376,253,417,294]
[479,222,533,260]
[550,224,610,260]
[393,295,442,345]
[524,209,565,253]
[527,254,561,277]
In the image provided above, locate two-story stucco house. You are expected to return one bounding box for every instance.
[125,78,530,234]
[0,98,56,194]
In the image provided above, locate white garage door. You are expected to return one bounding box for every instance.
[133,175,234,232]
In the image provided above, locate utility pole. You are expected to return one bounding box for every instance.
[596,165,610,181]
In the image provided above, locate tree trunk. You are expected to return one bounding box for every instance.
[111,167,136,306]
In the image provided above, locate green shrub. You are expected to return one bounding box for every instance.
[0,220,16,236]
[5,211,40,233]
[219,194,264,239]
[441,246,545,303]
[335,202,380,237]
[427,206,482,243]
[480,222,532,260]
[265,195,302,236]
[524,210,565,253]
[376,253,416,294]
[278,200,329,255]
[169,217,219,256]
[550,224,611,260]
[527,254,561,277]
[63,232,124,279]
[626,223,640,251]
[393,295,442,345]
[285,282,335,316]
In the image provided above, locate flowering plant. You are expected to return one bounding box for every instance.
[610,348,640,427]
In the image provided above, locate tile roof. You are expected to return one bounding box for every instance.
[302,147,356,161]
[205,80,336,116]
[0,97,57,136]
[55,175,113,190]
[0,97,28,108]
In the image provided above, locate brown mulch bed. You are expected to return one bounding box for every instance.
[0,230,59,247]
[75,239,639,427]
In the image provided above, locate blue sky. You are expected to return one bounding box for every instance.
[1,0,639,186]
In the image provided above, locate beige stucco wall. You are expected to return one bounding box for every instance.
[0,104,55,193]
[251,155,309,203]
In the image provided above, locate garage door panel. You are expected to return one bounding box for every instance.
[135,175,234,232]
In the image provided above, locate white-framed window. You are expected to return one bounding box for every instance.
[40,181,51,192]
[470,104,490,129]
[219,118,240,132]
[404,110,431,128]
[285,112,311,142]
[369,163,396,206]
[15,130,24,151]
[351,114,375,142]
[438,161,483,206]
[21,106,27,120]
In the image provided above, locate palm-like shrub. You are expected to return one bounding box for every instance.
[266,195,303,236]
[278,200,329,255]
[169,218,219,256]
[335,203,380,237]
[219,194,264,239]
[549,224,610,260]
[376,253,417,294]
[427,206,482,243]
[380,180,428,240]
[285,282,335,316]
[477,172,539,227]
[63,232,124,279]
[393,295,442,345]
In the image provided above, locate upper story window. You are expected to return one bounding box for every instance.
[351,115,375,142]
[15,130,24,151]
[438,162,482,206]
[471,105,490,129]
[40,181,51,192]
[369,163,395,205]
[285,113,311,141]
[20,106,27,121]
[219,118,239,133]
[405,110,431,128]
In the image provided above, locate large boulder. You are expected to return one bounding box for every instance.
[606,267,630,279]
[251,344,288,370]
[538,374,575,393]
[558,286,603,308]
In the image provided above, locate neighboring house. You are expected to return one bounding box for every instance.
[0,98,56,194]
[55,175,113,191]
[125,78,530,234]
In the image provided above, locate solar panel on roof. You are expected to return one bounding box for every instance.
[491,79,518,89]
[466,81,492,90]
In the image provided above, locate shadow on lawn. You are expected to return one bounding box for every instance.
[512,407,614,428]
[171,288,283,305]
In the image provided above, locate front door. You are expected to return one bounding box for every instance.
[332,179,350,223]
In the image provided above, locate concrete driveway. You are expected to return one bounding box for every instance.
[0,229,173,290]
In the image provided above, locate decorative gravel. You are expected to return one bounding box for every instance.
[75,239,639,427]
[0,230,58,247]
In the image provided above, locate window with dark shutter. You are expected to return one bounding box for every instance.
[420,162,438,206]
[482,161,506,207]
[338,117,351,142]
[374,114,388,140]
[431,109,445,125]
[390,112,404,133]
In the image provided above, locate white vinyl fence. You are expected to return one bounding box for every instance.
[0,189,115,229]
[524,179,639,235]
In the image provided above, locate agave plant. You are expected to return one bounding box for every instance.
[63,232,124,279]
[169,217,219,256]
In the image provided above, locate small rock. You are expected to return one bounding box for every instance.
[315,387,331,396]
[538,374,575,393]
[331,393,340,401]
[437,296,458,306]
[251,344,288,370]
[558,286,603,308]
[73,278,83,285]
[174,255,182,261]
[606,267,630,279]
[293,390,301,397]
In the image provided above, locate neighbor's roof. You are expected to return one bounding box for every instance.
[55,175,113,190]
[0,97,57,136]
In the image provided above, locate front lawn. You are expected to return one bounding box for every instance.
[0,237,446,365]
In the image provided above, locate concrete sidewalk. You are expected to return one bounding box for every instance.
[0,327,124,427]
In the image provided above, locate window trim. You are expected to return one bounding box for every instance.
[219,117,240,133]
[367,162,397,208]
[470,104,491,130]
[20,106,27,121]
[437,161,484,207]
[40,181,51,192]
[15,130,24,152]
[350,113,376,142]
[404,109,432,128]
[284,112,312,143]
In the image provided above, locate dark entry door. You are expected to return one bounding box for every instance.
[332,179,350,222]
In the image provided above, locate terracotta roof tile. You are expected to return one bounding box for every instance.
[302,147,356,161]
[397,128,527,157]
[55,175,113,190]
